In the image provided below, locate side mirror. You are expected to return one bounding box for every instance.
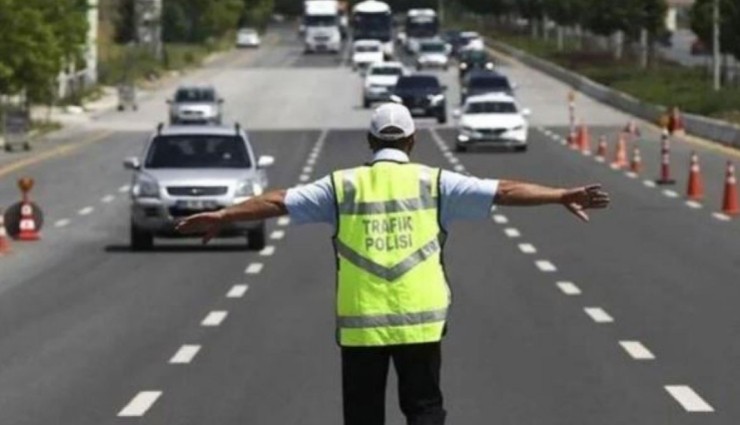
[257,155,275,169]
[389,94,402,104]
[123,157,141,170]
[453,109,462,119]
[521,108,532,117]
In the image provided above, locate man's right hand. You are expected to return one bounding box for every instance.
[560,184,610,222]
[175,210,226,244]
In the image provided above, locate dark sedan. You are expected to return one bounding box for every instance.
[390,75,447,124]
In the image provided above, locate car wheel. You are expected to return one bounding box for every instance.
[130,223,153,251]
[363,97,371,109]
[455,144,468,153]
[437,112,447,124]
[247,223,266,250]
[515,145,528,153]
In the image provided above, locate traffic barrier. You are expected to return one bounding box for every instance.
[595,136,608,162]
[721,162,739,216]
[686,152,704,201]
[656,131,676,185]
[611,133,628,169]
[630,145,642,174]
[578,124,591,155]
[0,213,10,255]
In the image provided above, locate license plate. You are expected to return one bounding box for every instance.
[176,200,217,210]
[411,108,426,114]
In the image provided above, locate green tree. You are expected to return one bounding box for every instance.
[691,0,740,58]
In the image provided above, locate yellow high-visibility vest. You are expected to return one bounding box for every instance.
[332,162,450,347]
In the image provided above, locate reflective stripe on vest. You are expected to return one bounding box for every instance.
[333,163,450,347]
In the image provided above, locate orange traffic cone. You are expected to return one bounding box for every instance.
[578,124,591,155]
[656,131,676,185]
[630,146,642,174]
[686,152,704,201]
[0,213,10,255]
[17,202,40,241]
[611,133,628,169]
[721,161,739,216]
[595,136,608,162]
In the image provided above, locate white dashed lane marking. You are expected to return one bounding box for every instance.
[270,230,285,240]
[685,200,703,209]
[662,189,679,198]
[503,228,521,238]
[448,156,460,165]
[625,172,638,179]
[201,311,228,327]
[78,206,94,216]
[169,345,201,364]
[712,212,731,221]
[535,260,557,272]
[518,243,537,254]
[277,217,291,226]
[556,281,581,296]
[299,174,310,182]
[245,263,264,275]
[453,164,465,173]
[643,180,657,188]
[259,245,276,257]
[619,341,655,360]
[492,214,508,224]
[118,391,162,417]
[302,166,312,174]
[665,386,714,412]
[54,219,71,228]
[584,307,614,323]
[227,284,249,298]
[118,184,131,193]
[101,194,115,203]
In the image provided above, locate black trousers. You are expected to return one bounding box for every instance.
[341,342,446,425]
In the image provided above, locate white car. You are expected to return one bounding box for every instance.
[362,62,406,108]
[351,40,384,71]
[416,40,450,70]
[459,31,484,51]
[236,28,260,48]
[454,93,530,152]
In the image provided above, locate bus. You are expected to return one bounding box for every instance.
[352,0,393,59]
[403,8,439,53]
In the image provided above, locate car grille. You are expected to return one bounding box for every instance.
[402,96,429,107]
[180,110,204,117]
[167,186,228,196]
[314,36,330,42]
[476,128,507,136]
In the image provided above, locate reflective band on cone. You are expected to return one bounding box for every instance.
[17,202,40,241]
[686,152,704,201]
[656,133,676,185]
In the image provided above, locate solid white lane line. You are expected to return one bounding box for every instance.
[453,164,465,173]
[518,243,537,254]
[299,174,310,182]
[201,311,228,327]
[227,284,249,298]
[118,391,162,417]
[277,217,291,226]
[685,200,703,209]
[643,180,657,188]
[101,194,115,203]
[118,184,131,193]
[492,214,508,224]
[619,341,655,360]
[556,281,581,295]
[535,260,557,272]
[54,219,71,228]
[664,386,714,412]
[584,307,614,323]
[270,230,285,240]
[712,212,731,221]
[245,263,264,274]
[662,189,679,198]
[169,345,201,364]
[259,245,276,256]
[503,227,521,238]
[78,206,94,216]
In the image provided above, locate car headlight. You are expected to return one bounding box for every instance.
[485,62,494,70]
[235,181,263,197]
[460,126,478,136]
[511,125,524,131]
[132,175,160,198]
[459,63,468,70]
[428,94,445,105]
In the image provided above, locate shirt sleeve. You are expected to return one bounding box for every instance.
[439,170,499,228]
[284,176,337,226]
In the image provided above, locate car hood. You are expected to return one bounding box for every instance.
[366,75,399,87]
[353,52,383,62]
[393,87,441,96]
[461,114,525,129]
[418,53,448,61]
[142,168,260,187]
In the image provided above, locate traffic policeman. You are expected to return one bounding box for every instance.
[176,103,610,425]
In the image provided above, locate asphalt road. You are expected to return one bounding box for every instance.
[1,24,740,424]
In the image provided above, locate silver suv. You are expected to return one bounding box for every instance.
[167,85,223,125]
[124,124,274,250]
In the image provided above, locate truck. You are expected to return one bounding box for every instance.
[303,0,342,54]
[352,0,394,59]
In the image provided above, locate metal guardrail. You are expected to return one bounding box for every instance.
[487,38,740,149]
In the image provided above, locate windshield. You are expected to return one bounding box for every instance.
[145,135,251,169]
[353,12,392,42]
[463,51,489,63]
[465,102,517,114]
[370,66,402,76]
[305,15,338,27]
[470,77,511,91]
[355,44,380,53]
[420,43,445,53]
[175,88,215,103]
[396,76,439,90]
[239,29,256,36]
[406,17,438,38]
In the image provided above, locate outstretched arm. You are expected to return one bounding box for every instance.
[495,180,609,222]
[175,190,288,244]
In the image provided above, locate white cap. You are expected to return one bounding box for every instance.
[369,103,416,141]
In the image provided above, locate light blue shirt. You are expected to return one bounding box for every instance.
[284,149,499,230]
